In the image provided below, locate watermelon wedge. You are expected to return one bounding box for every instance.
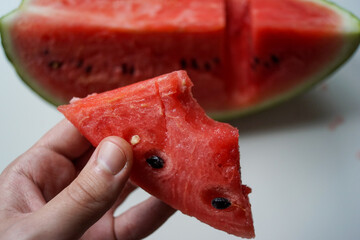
[1,0,360,119]
[58,70,255,238]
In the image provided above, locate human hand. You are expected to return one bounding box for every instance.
[0,120,175,240]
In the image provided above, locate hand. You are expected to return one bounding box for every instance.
[0,120,175,240]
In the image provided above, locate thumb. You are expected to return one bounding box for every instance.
[31,137,133,240]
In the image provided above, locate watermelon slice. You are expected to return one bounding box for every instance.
[1,0,360,119]
[58,70,255,238]
[223,0,360,118]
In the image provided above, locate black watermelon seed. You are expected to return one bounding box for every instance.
[180,58,187,69]
[43,49,49,55]
[213,57,221,65]
[211,197,231,210]
[253,57,260,65]
[271,55,280,64]
[48,61,63,70]
[146,156,164,169]
[129,65,135,75]
[191,59,199,70]
[122,63,128,74]
[85,65,93,74]
[76,59,84,68]
[204,62,212,71]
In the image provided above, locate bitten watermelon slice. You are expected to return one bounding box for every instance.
[1,0,360,119]
[58,71,255,238]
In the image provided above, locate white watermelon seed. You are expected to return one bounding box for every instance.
[130,135,141,145]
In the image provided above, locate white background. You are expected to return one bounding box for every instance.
[1,1,360,239]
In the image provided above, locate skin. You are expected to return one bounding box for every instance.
[0,119,176,240]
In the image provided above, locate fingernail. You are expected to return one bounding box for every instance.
[97,141,127,175]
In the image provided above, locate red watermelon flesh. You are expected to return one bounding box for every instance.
[223,0,360,116]
[240,0,346,106]
[1,0,360,118]
[58,71,255,238]
[4,0,226,110]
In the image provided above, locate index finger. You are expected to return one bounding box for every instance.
[34,119,91,160]
[114,197,176,240]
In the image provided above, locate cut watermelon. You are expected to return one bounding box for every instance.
[58,71,255,238]
[1,0,360,119]
[1,0,227,111]
[223,0,360,118]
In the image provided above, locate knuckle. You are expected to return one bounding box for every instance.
[66,171,113,212]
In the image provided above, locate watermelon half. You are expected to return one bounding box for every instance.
[58,71,255,238]
[1,0,360,119]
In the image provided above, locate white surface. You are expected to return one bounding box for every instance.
[1,1,360,239]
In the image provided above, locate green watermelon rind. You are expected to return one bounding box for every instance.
[1,0,360,119]
[0,2,64,106]
[210,0,360,121]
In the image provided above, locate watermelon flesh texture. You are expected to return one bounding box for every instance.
[1,0,360,118]
[2,0,227,110]
[58,71,255,238]
[224,0,360,117]
[236,0,352,106]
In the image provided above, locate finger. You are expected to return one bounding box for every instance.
[34,119,91,160]
[111,181,138,213]
[29,137,133,240]
[114,197,176,240]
